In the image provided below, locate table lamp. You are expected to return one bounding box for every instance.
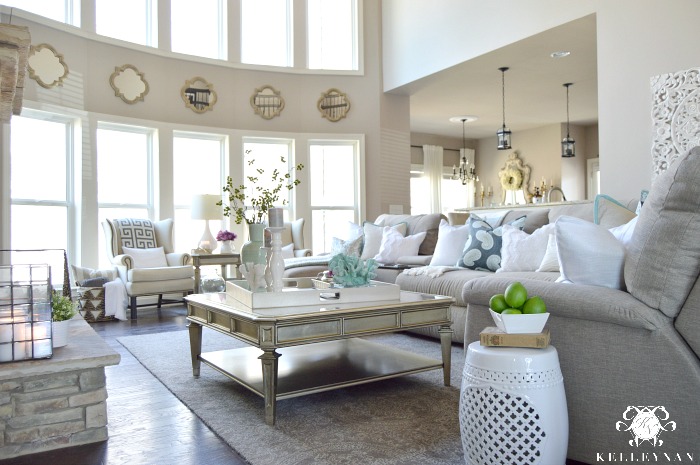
[191,194,220,253]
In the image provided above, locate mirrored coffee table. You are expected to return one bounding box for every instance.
[186,290,454,425]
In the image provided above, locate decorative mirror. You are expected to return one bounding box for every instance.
[317,88,350,122]
[651,67,700,180]
[27,43,69,89]
[497,151,531,205]
[109,64,149,104]
[181,77,217,113]
[250,85,285,119]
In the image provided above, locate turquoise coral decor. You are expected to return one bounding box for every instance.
[328,254,378,287]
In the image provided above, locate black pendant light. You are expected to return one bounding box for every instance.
[562,83,575,157]
[496,67,512,150]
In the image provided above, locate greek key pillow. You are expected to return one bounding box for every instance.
[457,214,526,271]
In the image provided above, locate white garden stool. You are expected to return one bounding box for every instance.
[459,342,568,465]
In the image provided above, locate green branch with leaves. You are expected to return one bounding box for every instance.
[218,156,304,224]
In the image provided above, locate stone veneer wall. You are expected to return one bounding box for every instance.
[0,319,120,459]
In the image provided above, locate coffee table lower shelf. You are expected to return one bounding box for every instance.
[199,337,444,400]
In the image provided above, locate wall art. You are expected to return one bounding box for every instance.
[27,43,68,89]
[317,88,350,122]
[250,85,284,119]
[109,64,149,104]
[181,77,217,113]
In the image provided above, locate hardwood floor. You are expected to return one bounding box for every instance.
[0,305,248,465]
[0,305,591,465]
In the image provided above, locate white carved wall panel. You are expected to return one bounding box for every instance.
[651,67,700,179]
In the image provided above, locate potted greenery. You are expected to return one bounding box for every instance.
[51,291,77,348]
[218,156,303,264]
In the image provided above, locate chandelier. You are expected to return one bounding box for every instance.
[562,83,575,157]
[496,67,512,150]
[453,117,478,185]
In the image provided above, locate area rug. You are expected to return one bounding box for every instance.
[117,329,466,465]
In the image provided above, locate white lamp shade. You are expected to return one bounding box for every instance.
[191,194,221,220]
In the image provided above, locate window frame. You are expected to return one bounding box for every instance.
[306,0,359,71]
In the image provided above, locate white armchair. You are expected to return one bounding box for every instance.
[102,218,194,319]
[280,218,312,257]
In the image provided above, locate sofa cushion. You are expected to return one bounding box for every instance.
[536,234,560,272]
[429,219,471,266]
[374,228,426,264]
[360,222,406,260]
[548,202,594,224]
[625,147,700,318]
[556,216,625,289]
[127,265,194,282]
[375,213,444,255]
[397,269,492,307]
[594,194,637,229]
[498,223,554,272]
[457,214,526,271]
[330,235,363,257]
[500,208,550,234]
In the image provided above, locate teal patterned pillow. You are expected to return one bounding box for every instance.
[457,214,526,271]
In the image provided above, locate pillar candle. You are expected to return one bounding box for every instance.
[268,207,284,228]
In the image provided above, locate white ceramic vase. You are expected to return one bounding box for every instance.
[219,240,235,254]
[52,320,70,348]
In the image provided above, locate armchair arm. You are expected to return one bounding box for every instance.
[166,252,191,266]
[111,254,134,270]
[463,276,667,331]
[294,249,313,258]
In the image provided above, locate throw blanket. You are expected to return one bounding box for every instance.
[402,266,460,278]
[284,255,331,270]
[104,279,128,320]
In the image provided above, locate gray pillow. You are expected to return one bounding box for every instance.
[624,147,700,318]
[457,214,526,271]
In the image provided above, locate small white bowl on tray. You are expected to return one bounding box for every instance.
[489,308,549,334]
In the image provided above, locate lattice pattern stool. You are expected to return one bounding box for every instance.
[459,342,568,465]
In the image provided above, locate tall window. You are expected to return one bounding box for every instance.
[96,0,156,47]
[10,113,73,283]
[309,141,360,253]
[96,124,154,267]
[241,0,292,67]
[173,133,225,253]
[307,0,358,70]
[4,0,78,25]
[171,0,226,59]
[242,138,295,222]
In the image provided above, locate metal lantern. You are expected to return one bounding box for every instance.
[497,67,512,150]
[562,83,576,158]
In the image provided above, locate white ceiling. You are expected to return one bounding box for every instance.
[401,15,598,140]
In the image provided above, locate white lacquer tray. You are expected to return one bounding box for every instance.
[226,278,400,309]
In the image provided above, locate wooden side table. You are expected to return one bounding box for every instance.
[191,253,241,293]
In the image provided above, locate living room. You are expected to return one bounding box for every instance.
[1,1,699,464]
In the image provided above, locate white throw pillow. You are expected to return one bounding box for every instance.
[345,221,364,241]
[498,223,554,272]
[281,243,295,259]
[555,216,626,289]
[122,246,168,268]
[373,227,426,265]
[71,265,117,285]
[536,234,560,272]
[361,222,407,260]
[429,219,471,266]
[609,216,638,249]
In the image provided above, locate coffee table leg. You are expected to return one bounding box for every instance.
[439,324,453,386]
[259,349,281,425]
[188,320,203,377]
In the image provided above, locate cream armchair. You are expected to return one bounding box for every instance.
[280,218,312,257]
[103,218,194,319]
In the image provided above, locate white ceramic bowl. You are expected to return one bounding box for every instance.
[489,308,550,334]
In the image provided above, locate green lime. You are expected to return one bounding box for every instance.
[504,281,528,309]
[502,308,522,314]
[489,294,508,313]
[523,296,547,314]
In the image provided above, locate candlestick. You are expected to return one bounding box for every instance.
[266,226,286,292]
[268,208,284,228]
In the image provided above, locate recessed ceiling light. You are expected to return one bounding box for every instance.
[449,115,478,123]
[551,51,571,59]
